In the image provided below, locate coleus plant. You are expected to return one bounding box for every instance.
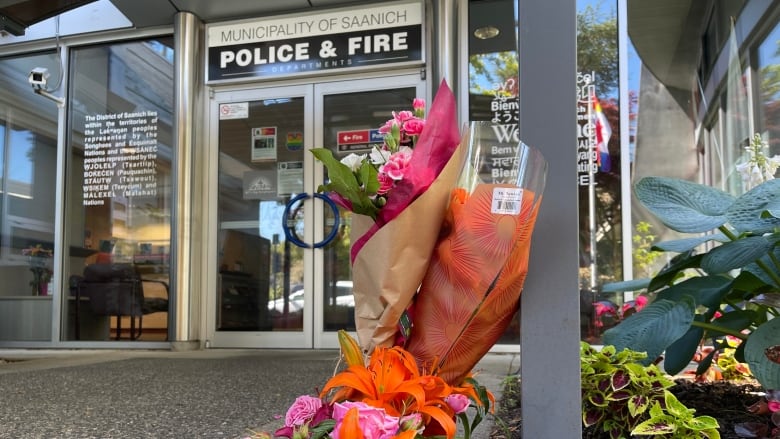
[602,176,780,390]
[580,342,720,438]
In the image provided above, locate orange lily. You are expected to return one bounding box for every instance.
[335,407,363,438]
[322,334,466,438]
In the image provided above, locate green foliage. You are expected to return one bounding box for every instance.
[603,176,780,389]
[631,392,721,438]
[633,221,663,278]
[310,148,381,220]
[580,342,718,438]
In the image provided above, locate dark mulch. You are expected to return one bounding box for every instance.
[491,377,768,438]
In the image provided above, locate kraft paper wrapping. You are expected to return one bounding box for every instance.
[351,139,468,353]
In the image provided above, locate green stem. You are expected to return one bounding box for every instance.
[690,321,748,340]
[718,226,738,241]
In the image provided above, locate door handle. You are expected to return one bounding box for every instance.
[282,192,340,249]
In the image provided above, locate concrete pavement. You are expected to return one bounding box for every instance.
[0,349,519,438]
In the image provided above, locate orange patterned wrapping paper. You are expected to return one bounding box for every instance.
[405,184,543,384]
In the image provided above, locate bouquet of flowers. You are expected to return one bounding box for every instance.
[287,86,548,438]
[312,80,466,353]
[273,331,493,439]
[22,244,54,296]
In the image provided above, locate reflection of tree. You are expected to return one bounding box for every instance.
[469,52,518,95]
[760,40,780,154]
[577,5,623,289]
[577,4,618,96]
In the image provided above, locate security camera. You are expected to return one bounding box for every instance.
[28,67,49,89]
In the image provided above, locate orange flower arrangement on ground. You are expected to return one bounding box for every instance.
[274,331,493,439]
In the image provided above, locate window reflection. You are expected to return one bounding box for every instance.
[759,24,780,158]
[65,38,174,341]
[0,52,60,341]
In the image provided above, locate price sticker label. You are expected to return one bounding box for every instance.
[491,187,523,214]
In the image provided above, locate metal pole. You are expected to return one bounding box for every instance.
[519,0,581,437]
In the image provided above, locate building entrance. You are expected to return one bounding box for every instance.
[208,74,424,348]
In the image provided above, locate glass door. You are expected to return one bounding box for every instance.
[210,85,314,348]
[209,75,424,348]
[313,76,424,348]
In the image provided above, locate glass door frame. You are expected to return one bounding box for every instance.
[206,84,315,349]
[312,75,425,349]
[206,73,425,349]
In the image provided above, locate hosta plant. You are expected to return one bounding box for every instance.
[580,342,719,438]
[602,175,780,390]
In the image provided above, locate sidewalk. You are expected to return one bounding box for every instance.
[0,349,519,438]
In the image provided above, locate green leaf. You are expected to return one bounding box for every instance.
[656,276,733,310]
[601,278,651,293]
[311,148,379,218]
[743,246,780,289]
[631,416,676,435]
[686,416,721,431]
[634,177,734,233]
[663,325,704,376]
[727,179,780,234]
[732,270,770,292]
[706,309,757,338]
[603,298,696,365]
[310,419,336,439]
[700,235,773,274]
[647,253,703,292]
[358,160,379,194]
[651,233,727,253]
[663,392,692,418]
[744,317,780,389]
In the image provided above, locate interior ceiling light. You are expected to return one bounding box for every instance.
[474,25,500,40]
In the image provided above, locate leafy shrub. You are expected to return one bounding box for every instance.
[581,342,720,438]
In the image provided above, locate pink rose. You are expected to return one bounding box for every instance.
[402,118,425,136]
[380,147,413,181]
[768,400,780,413]
[445,394,470,414]
[331,401,399,439]
[284,395,323,427]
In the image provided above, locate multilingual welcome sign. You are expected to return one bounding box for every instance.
[206,0,424,82]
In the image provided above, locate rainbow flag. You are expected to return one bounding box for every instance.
[591,93,612,172]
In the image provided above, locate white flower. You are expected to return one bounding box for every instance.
[735,133,780,191]
[736,161,765,191]
[766,155,780,177]
[369,146,391,165]
[340,153,366,172]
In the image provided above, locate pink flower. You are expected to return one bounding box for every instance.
[378,118,399,134]
[402,118,425,136]
[412,98,425,112]
[284,395,323,427]
[393,110,415,123]
[380,147,413,181]
[376,172,394,195]
[768,400,780,413]
[331,401,400,439]
[445,394,470,414]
